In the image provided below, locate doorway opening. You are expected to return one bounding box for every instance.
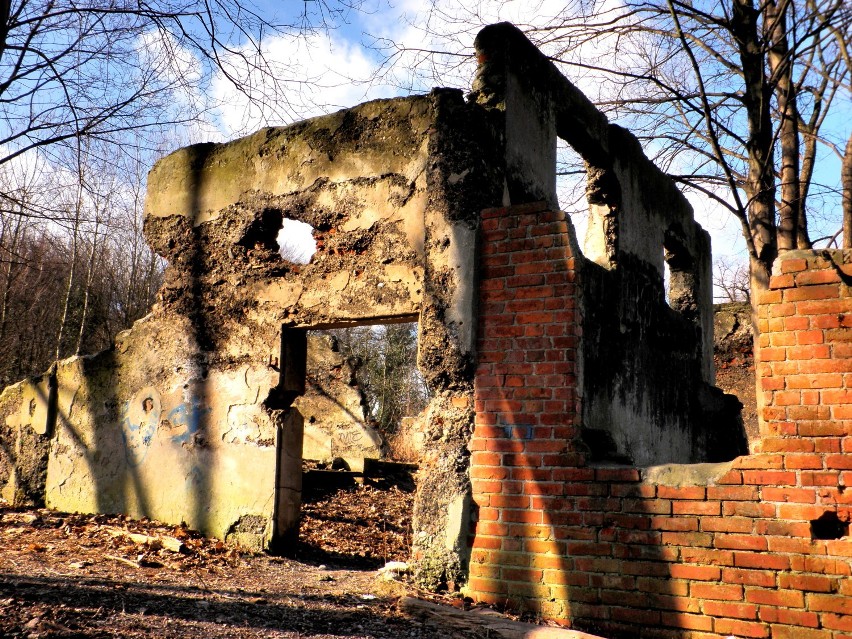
[273,320,432,569]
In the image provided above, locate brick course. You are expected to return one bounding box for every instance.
[468,209,852,639]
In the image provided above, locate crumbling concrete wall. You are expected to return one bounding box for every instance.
[0,90,504,582]
[0,21,752,599]
[142,90,504,576]
[0,374,53,505]
[4,315,283,551]
[142,88,504,566]
[471,23,742,466]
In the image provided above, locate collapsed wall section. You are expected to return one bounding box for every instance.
[472,22,741,466]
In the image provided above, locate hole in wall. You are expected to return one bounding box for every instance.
[810,511,849,540]
[663,227,698,320]
[556,138,588,242]
[304,322,431,465]
[278,219,317,264]
[663,257,672,308]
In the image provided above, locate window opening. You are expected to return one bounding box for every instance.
[556,138,589,242]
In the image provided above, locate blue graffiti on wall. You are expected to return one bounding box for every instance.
[120,399,158,467]
[120,394,211,467]
[166,402,209,444]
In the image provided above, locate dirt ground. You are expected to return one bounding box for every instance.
[0,472,465,639]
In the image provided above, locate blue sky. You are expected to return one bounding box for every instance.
[220,0,850,292]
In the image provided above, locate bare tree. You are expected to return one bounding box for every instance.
[0,0,370,379]
[326,324,431,436]
[0,155,164,381]
[714,257,752,303]
[379,0,851,299]
[1,1,361,145]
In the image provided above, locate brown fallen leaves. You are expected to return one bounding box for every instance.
[297,479,414,569]
[0,468,429,639]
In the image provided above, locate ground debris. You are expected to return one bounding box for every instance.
[297,478,414,569]
[102,526,186,553]
[0,469,458,638]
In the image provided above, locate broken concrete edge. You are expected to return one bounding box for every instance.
[400,596,608,639]
[0,375,51,505]
[472,22,609,162]
[144,95,438,225]
[639,461,736,487]
[412,391,476,590]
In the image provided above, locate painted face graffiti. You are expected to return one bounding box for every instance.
[121,389,162,466]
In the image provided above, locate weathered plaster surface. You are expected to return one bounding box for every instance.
[0,90,504,589]
[298,334,382,471]
[0,377,51,505]
[32,316,280,548]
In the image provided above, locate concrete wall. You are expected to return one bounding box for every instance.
[0,91,506,572]
[1,314,283,550]
[298,333,382,472]
[0,22,768,614]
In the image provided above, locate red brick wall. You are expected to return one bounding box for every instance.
[468,209,852,639]
[470,201,584,618]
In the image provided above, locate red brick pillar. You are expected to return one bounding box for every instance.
[467,202,583,616]
[752,250,852,637]
[756,251,852,449]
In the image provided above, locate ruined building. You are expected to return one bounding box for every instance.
[1,23,849,638]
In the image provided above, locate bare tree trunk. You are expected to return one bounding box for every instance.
[798,119,818,249]
[75,220,100,355]
[765,0,802,251]
[732,0,778,288]
[0,211,24,344]
[55,174,83,361]
[55,236,78,361]
[0,0,9,61]
[844,130,852,248]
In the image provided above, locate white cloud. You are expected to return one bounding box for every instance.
[210,30,401,137]
[201,0,817,299]
[278,219,316,264]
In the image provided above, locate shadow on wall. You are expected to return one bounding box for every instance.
[468,204,586,620]
[467,204,738,637]
[28,154,254,539]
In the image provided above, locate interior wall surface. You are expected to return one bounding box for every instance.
[472,23,739,466]
[298,333,382,471]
